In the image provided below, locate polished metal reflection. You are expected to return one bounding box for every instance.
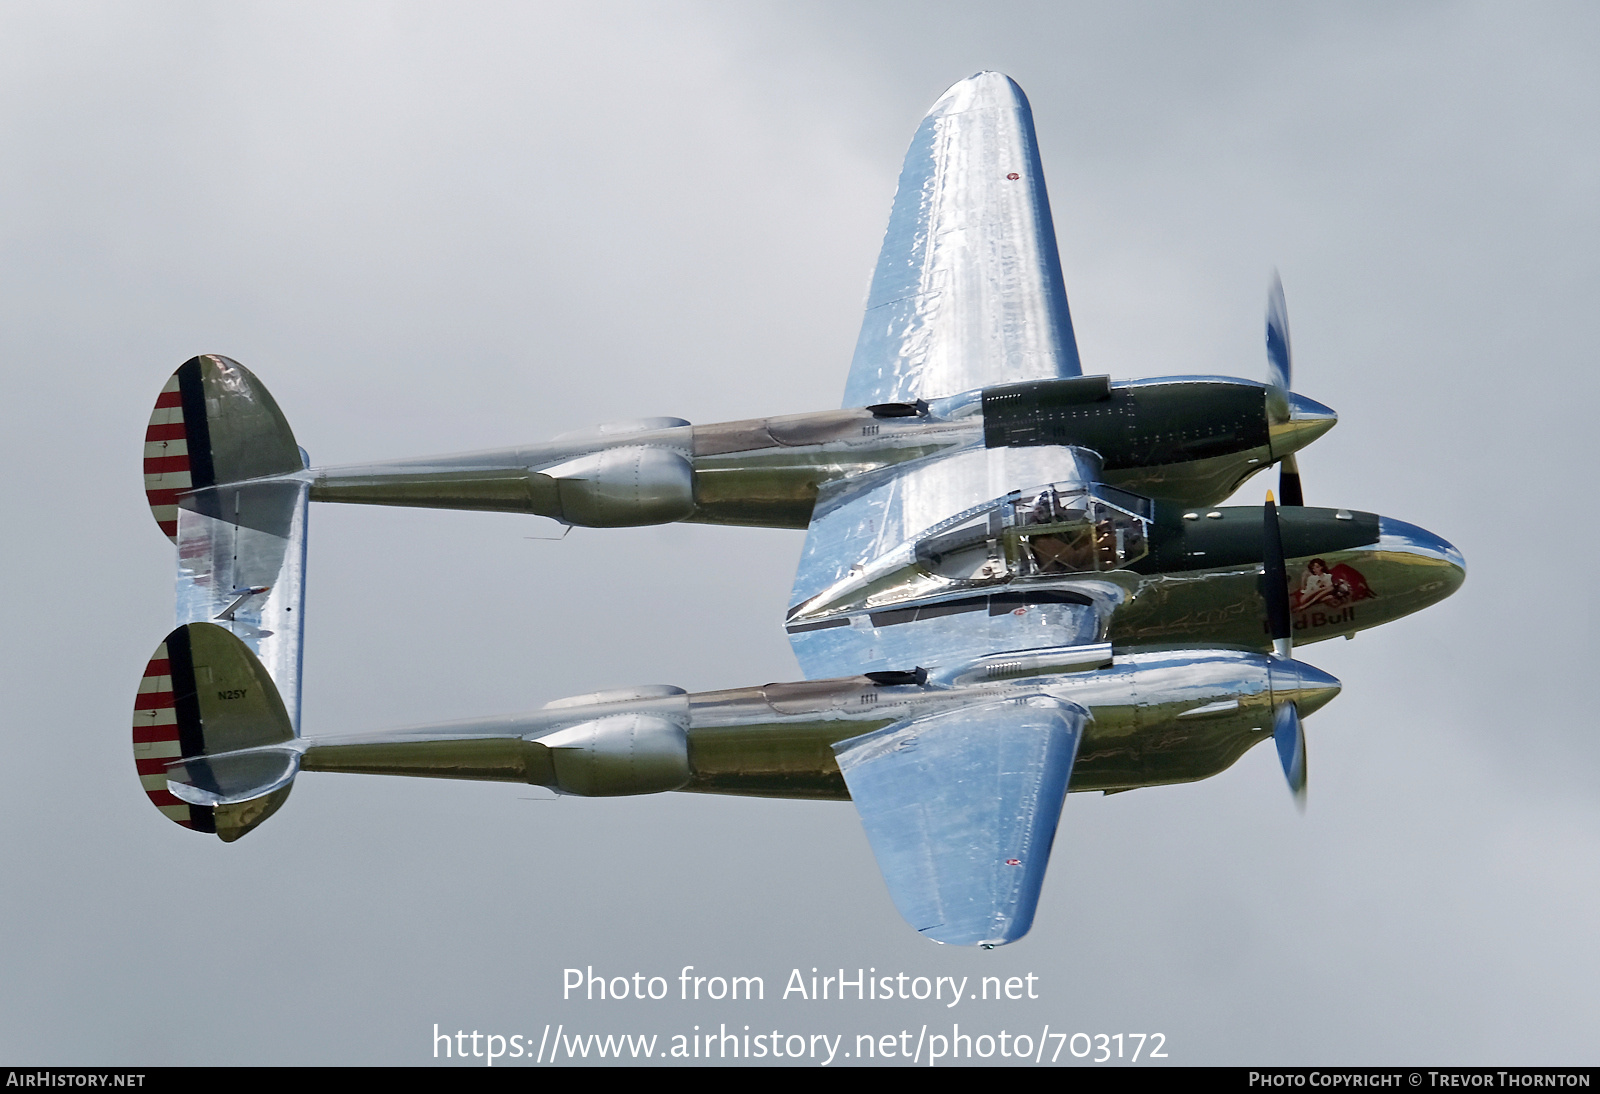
[787,469,1150,630]
[133,71,1466,953]
[1268,659,1342,717]
[1376,517,1467,573]
[835,696,1084,946]
[176,479,309,733]
[1268,391,1338,456]
[297,646,1310,803]
[843,72,1082,407]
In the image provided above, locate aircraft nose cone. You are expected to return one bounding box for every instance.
[1270,659,1342,717]
[1377,517,1467,598]
[1269,392,1338,455]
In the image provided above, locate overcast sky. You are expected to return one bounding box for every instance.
[1,1,1595,1066]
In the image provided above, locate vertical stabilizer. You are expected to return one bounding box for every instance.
[144,355,303,541]
[132,623,300,841]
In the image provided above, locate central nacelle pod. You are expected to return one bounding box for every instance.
[531,714,691,796]
[786,450,1153,628]
[541,446,695,527]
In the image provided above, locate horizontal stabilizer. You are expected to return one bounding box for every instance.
[175,477,310,731]
[132,622,300,841]
[834,695,1085,946]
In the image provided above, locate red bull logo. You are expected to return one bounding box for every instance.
[1263,559,1377,635]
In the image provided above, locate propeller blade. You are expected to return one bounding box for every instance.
[1264,479,1328,812]
[1265,272,1310,504]
[1262,492,1292,660]
[1278,453,1304,507]
[1272,701,1308,809]
[1266,271,1292,395]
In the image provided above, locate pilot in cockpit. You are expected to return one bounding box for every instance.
[1027,490,1055,526]
[1020,488,1097,573]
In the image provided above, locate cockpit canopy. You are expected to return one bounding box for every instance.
[914,482,1152,584]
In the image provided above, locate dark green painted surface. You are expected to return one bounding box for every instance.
[983,378,1270,468]
[1131,505,1381,575]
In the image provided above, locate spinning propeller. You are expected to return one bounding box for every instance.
[1261,488,1324,809]
[1265,273,1306,507]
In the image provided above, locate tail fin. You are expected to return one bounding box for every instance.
[143,355,310,738]
[144,355,303,541]
[133,623,300,842]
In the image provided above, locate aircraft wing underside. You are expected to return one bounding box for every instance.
[842,71,1082,409]
[834,694,1086,946]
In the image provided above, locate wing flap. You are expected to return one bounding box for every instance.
[833,695,1086,946]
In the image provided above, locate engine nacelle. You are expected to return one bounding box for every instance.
[531,714,691,796]
[540,446,695,527]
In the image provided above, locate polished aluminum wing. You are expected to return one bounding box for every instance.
[799,72,1100,678]
[807,74,1100,944]
[842,71,1082,409]
[834,695,1087,946]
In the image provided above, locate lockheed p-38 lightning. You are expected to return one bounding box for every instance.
[133,72,1462,947]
